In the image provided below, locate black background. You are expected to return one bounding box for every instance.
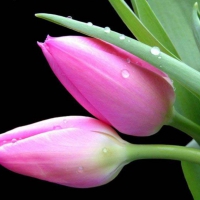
[1,0,193,199]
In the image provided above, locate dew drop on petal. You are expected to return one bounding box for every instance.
[12,139,17,143]
[158,56,162,59]
[126,58,131,63]
[67,16,72,19]
[53,125,62,130]
[121,69,130,78]
[150,46,160,56]
[119,34,125,40]
[87,22,93,26]
[77,166,84,173]
[135,61,142,66]
[104,27,111,33]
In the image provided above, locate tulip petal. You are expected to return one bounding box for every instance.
[0,116,123,146]
[38,41,109,123]
[0,117,128,188]
[38,36,175,136]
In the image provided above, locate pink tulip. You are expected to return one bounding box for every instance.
[38,36,175,136]
[0,116,129,188]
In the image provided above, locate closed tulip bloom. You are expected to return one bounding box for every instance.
[38,36,175,136]
[0,116,129,188]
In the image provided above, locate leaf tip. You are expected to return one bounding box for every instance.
[35,13,43,18]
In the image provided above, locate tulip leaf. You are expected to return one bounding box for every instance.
[146,0,200,71]
[192,2,200,52]
[181,140,200,200]
[35,13,200,101]
[131,0,179,57]
[131,0,200,125]
[108,0,178,58]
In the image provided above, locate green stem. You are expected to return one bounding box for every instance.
[126,143,200,164]
[168,108,200,143]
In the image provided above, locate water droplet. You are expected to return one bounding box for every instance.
[102,148,108,153]
[67,16,72,19]
[87,22,93,26]
[121,69,130,78]
[159,65,162,68]
[104,27,111,33]
[119,34,125,40]
[77,166,84,173]
[158,56,162,59]
[150,46,160,56]
[126,58,131,63]
[135,61,139,65]
[12,138,17,143]
[53,125,62,130]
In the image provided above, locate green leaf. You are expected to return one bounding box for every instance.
[130,0,139,16]
[131,0,179,57]
[108,0,178,58]
[147,0,200,71]
[192,2,200,52]
[35,13,200,100]
[141,0,200,125]
[173,84,200,125]
[182,140,200,200]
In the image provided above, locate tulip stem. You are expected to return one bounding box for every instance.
[168,108,200,143]
[126,143,200,165]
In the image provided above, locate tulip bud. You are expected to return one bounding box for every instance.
[38,36,175,136]
[0,116,129,188]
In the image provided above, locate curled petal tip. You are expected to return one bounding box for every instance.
[37,41,43,48]
[37,35,53,48]
[46,35,53,40]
